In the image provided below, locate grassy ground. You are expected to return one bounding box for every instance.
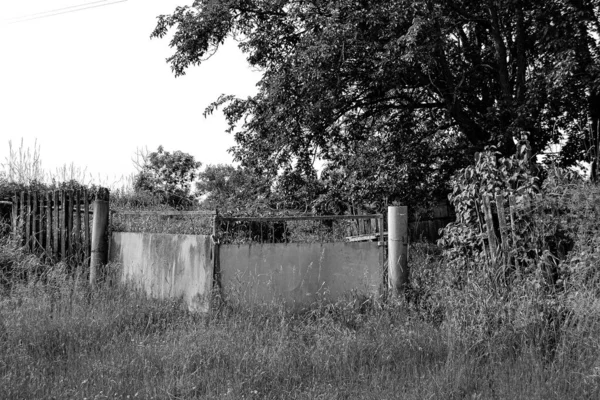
[1,268,598,400]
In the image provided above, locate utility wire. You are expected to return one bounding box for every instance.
[3,0,128,25]
[2,1,110,22]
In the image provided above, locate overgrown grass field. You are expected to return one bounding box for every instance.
[2,146,600,399]
[0,246,598,399]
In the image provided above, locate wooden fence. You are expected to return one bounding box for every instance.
[10,190,93,265]
[476,191,534,267]
[408,203,453,242]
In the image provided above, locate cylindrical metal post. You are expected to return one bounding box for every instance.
[388,206,408,295]
[212,209,221,290]
[90,198,109,288]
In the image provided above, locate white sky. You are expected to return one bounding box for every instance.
[0,0,261,187]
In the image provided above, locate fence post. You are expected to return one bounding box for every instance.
[90,189,110,289]
[25,192,31,251]
[61,190,67,259]
[212,209,221,292]
[11,195,18,240]
[46,192,53,258]
[53,191,60,259]
[19,192,25,247]
[388,206,409,295]
[378,214,386,289]
[83,190,91,269]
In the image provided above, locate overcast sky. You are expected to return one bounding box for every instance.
[0,0,261,187]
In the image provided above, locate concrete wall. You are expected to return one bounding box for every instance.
[220,242,381,306]
[110,232,213,312]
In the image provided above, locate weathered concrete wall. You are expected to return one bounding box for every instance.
[110,232,213,312]
[220,242,381,306]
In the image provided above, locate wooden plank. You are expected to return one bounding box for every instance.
[11,195,18,238]
[84,189,91,268]
[482,194,498,263]
[37,194,44,251]
[46,192,53,257]
[433,204,449,219]
[20,192,25,247]
[346,234,379,242]
[53,191,60,259]
[32,192,37,251]
[61,190,67,260]
[363,218,370,235]
[67,190,74,257]
[495,192,509,267]
[523,195,531,212]
[74,190,81,263]
[474,198,490,265]
[357,207,365,235]
[25,192,31,250]
[508,195,518,249]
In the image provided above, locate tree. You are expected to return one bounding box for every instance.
[152,0,600,207]
[134,146,201,208]
[196,164,271,210]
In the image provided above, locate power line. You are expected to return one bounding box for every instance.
[3,0,128,25]
[2,1,110,22]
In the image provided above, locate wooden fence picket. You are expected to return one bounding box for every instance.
[61,190,67,259]
[19,192,25,245]
[6,188,105,270]
[475,189,537,270]
[26,192,32,250]
[67,190,73,256]
[508,195,518,247]
[39,194,45,251]
[46,192,53,258]
[75,190,81,263]
[482,194,498,263]
[11,195,18,238]
[495,192,509,267]
[84,189,91,267]
[53,191,60,258]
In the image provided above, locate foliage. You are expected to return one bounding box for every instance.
[427,144,600,359]
[439,143,539,274]
[134,145,201,208]
[110,187,214,235]
[433,146,550,343]
[152,0,600,207]
[1,139,44,186]
[196,164,271,210]
[2,154,600,398]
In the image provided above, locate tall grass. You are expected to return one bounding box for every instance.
[1,139,134,190]
[1,144,600,398]
[1,247,599,399]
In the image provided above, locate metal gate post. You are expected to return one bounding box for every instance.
[388,206,408,295]
[211,209,222,303]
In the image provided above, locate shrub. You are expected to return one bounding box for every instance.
[434,143,600,360]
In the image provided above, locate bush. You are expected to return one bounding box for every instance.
[433,144,600,362]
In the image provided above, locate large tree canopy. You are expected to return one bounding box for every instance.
[196,164,271,210]
[152,0,600,208]
[134,146,202,208]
